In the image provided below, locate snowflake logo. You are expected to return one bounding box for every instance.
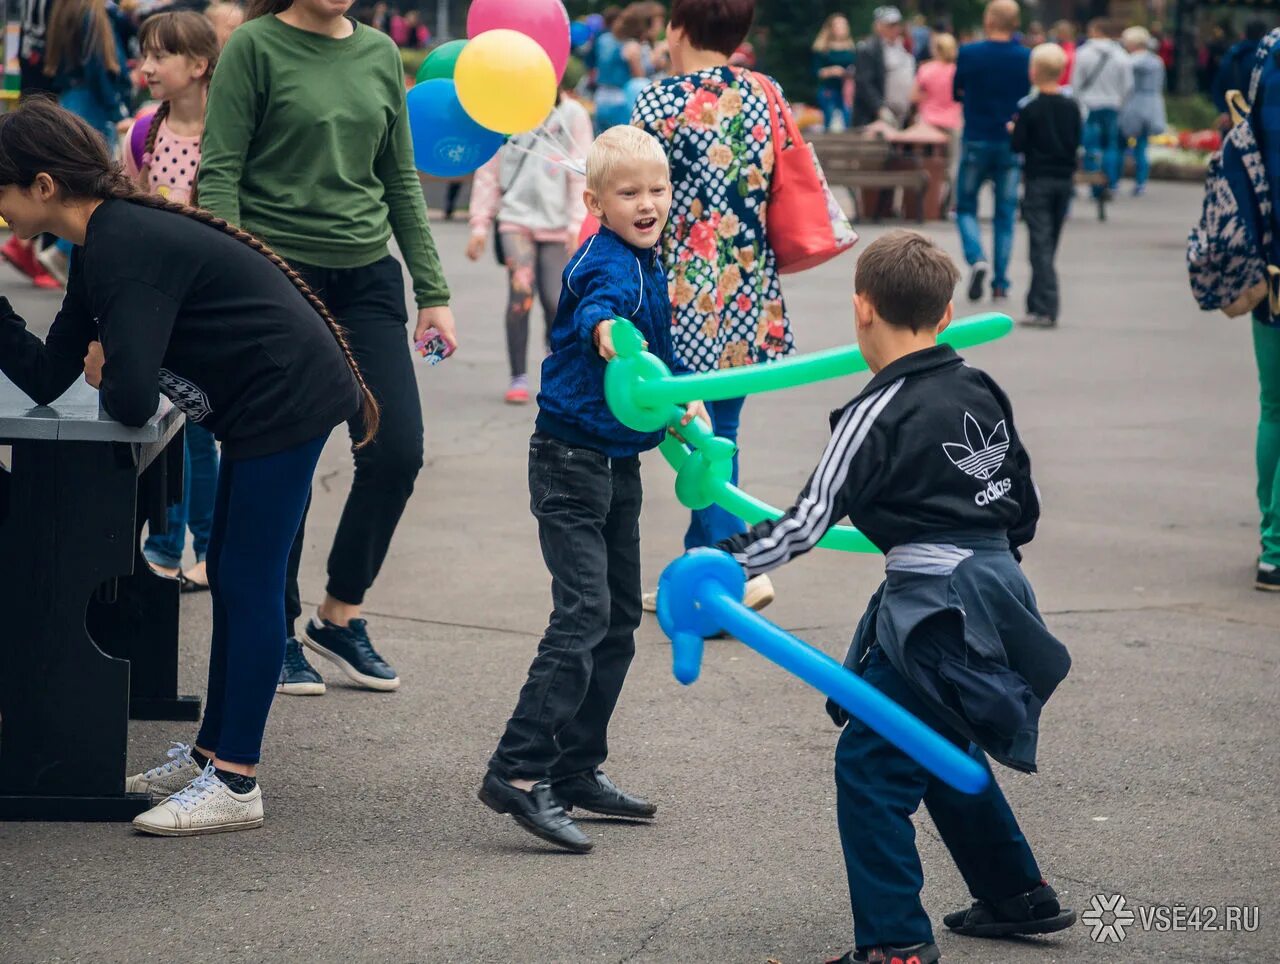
[1082,894,1136,943]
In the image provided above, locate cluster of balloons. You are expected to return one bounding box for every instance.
[405,0,571,178]
[569,12,606,51]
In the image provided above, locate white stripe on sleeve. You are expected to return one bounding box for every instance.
[739,379,903,576]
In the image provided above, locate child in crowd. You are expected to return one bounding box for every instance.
[123,11,221,591]
[717,232,1076,963]
[466,77,593,405]
[479,126,706,853]
[1010,43,1081,329]
[0,98,374,836]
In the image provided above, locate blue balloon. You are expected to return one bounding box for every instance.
[406,78,505,178]
[585,12,605,32]
[570,20,592,48]
[657,549,992,795]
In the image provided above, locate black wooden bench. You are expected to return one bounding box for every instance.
[0,379,196,821]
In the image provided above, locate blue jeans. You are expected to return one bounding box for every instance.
[684,397,747,550]
[143,423,220,569]
[835,645,1043,949]
[818,85,851,131]
[1083,107,1121,195]
[955,140,1020,293]
[1129,133,1150,188]
[194,435,326,764]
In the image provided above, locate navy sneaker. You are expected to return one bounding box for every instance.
[301,617,400,691]
[277,638,325,696]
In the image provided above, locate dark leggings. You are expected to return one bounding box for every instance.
[194,435,326,765]
[285,255,424,634]
[502,232,566,378]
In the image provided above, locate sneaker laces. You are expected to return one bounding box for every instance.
[145,742,195,780]
[346,620,387,667]
[167,763,223,812]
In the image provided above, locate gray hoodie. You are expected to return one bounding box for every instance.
[1073,38,1134,112]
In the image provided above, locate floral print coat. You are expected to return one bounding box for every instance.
[633,66,793,373]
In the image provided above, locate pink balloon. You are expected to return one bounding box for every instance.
[467,0,570,82]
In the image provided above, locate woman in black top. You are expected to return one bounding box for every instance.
[0,98,374,836]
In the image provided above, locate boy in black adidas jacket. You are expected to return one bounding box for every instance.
[718,232,1075,964]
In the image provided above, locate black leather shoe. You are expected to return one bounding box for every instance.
[478,772,592,854]
[553,769,657,819]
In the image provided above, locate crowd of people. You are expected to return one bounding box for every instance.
[0,0,1273,962]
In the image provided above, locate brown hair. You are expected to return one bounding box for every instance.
[854,231,960,332]
[0,98,380,446]
[671,0,755,57]
[136,12,221,203]
[44,0,120,76]
[245,0,290,20]
[615,1,665,41]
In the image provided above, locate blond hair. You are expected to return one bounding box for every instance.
[1121,26,1151,50]
[1030,42,1067,82]
[587,126,669,195]
[813,14,854,52]
[984,0,1020,34]
[931,32,957,63]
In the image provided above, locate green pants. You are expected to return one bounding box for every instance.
[1253,322,1280,566]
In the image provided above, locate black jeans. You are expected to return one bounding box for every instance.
[1023,176,1073,321]
[285,254,424,634]
[489,433,644,781]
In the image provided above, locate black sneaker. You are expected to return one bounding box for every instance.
[967,261,989,302]
[301,617,400,691]
[991,286,1009,302]
[1018,314,1056,329]
[277,638,325,696]
[944,882,1076,938]
[1256,562,1280,591]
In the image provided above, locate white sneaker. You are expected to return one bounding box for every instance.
[743,574,776,612]
[124,742,202,798]
[132,763,264,837]
[642,590,659,613]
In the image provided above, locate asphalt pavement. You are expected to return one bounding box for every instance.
[1,182,1277,963]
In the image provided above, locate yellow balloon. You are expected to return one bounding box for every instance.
[455,29,557,135]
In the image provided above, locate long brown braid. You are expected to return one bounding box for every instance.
[136,99,170,193]
[102,170,382,447]
[0,95,381,446]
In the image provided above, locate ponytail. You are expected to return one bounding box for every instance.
[0,98,381,447]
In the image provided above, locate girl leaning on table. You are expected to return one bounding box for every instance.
[0,98,376,837]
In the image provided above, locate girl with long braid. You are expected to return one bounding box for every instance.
[0,98,379,836]
[123,12,221,591]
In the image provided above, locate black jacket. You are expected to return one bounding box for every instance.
[720,344,1038,569]
[1011,92,1082,180]
[0,199,360,459]
[852,37,887,128]
[719,345,1068,772]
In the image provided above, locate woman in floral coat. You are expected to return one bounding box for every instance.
[633,0,788,612]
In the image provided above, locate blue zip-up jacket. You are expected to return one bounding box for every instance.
[536,226,676,457]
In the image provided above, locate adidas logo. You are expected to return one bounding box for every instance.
[943,413,1010,481]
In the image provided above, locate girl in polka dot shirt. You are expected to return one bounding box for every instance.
[125,11,222,590]
[122,12,219,206]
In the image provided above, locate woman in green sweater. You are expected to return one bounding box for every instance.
[199,0,455,695]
